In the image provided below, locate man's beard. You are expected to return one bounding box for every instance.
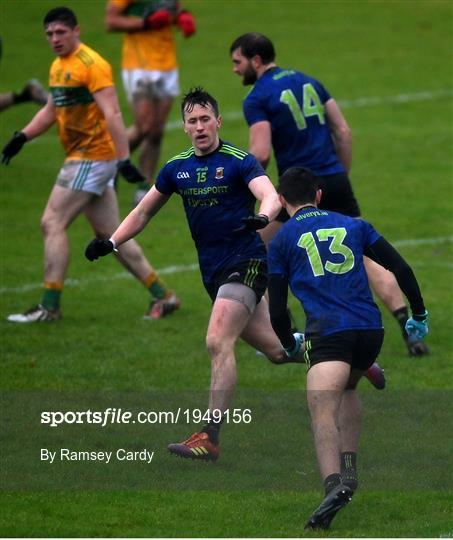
[242,64,257,85]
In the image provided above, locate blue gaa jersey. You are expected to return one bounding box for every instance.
[243,67,345,176]
[268,207,383,336]
[155,141,267,284]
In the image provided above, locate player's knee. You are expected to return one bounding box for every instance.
[206,332,232,359]
[40,214,62,237]
[205,333,221,357]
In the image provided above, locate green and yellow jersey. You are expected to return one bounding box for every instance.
[49,43,116,161]
[108,0,178,71]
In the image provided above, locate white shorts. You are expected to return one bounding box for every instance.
[56,160,117,196]
[122,68,180,102]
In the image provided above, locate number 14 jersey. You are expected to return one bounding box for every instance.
[243,66,344,177]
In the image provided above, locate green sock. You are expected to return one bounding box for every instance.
[145,271,169,299]
[149,279,168,299]
[42,288,62,310]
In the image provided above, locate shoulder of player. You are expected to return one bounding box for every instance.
[353,216,375,234]
[165,147,196,165]
[218,142,250,161]
[244,67,301,102]
[73,43,111,70]
[326,212,370,237]
[164,143,252,167]
[50,57,61,71]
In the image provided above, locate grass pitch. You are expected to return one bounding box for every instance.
[1,0,452,537]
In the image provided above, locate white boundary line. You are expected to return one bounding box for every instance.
[165,88,453,130]
[1,236,452,295]
[32,88,453,142]
[392,236,453,248]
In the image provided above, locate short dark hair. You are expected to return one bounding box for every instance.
[181,87,219,119]
[43,7,78,28]
[278,167,318,206]
[230,33,276,64]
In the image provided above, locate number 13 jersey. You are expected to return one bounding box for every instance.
[268,207,383,336]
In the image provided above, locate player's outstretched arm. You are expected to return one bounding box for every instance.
[2,96,56,164]
[114,185,170,244]
[22,95,57,140]
[248,174,281,222]
[85,186,170,261]
[235,175,280,232]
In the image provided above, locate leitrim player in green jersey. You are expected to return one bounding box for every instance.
[105,0,196,205]
[2,7,179,322]
[85,87,305,461]
[268,167,429,530]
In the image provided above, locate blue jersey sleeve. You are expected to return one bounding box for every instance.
[268,235,287,277]
[240,153,266,184]
[243,92,268,126]
[361,220,381,247]
[155,163,176,195]
[313,79,332,105]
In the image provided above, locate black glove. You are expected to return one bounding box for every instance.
[234,214,269,232]
[117,159,145,184]
[2,131,27,164]
[85,239,115,261]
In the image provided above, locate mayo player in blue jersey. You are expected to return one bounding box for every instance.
[230,32,428,360]
[267,167,429,530]
[85,87,303,461]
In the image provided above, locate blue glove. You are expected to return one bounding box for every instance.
[405,310,429,340]
[283,332,305,358]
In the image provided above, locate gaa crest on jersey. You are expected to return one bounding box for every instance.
[65,72,71,82]
[215,167,224,180]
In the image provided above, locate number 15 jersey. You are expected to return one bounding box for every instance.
[268,207,383,337]
[155,141,267,284]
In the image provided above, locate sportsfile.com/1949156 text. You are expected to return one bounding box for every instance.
[40,408,252,428]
